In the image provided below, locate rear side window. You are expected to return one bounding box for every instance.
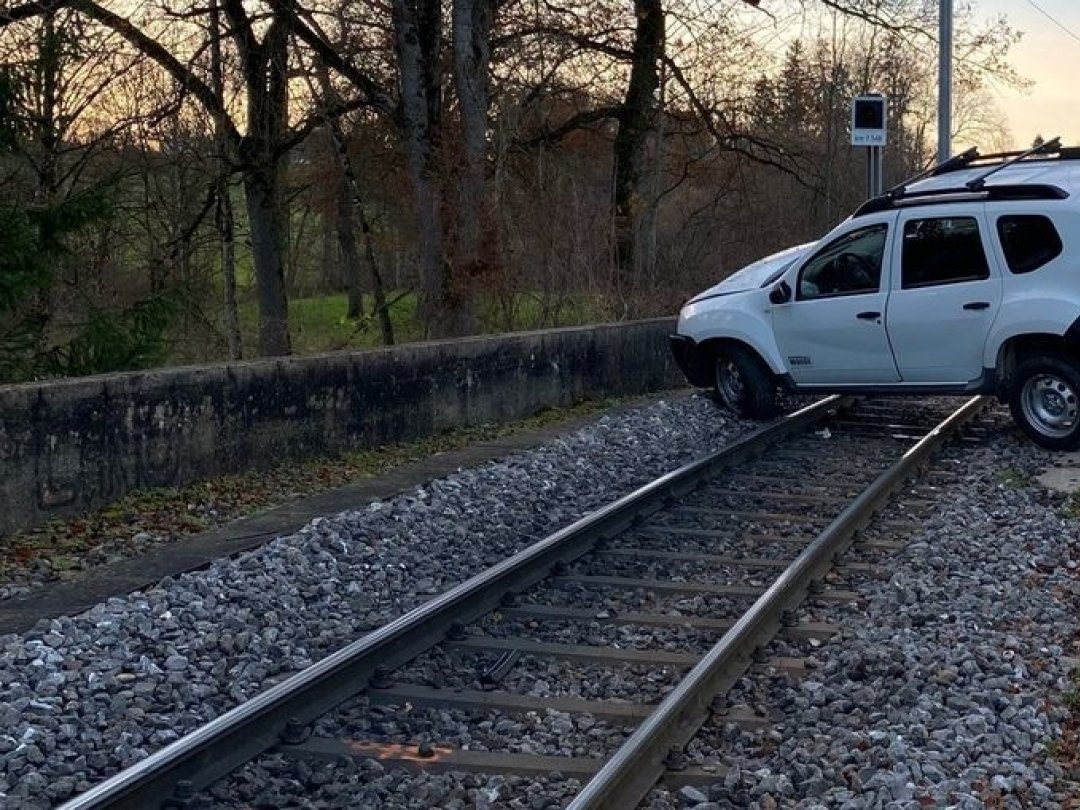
[997,215,1063,274]
[901,217,989,289]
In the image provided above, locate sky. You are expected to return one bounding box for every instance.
[979,0,1080,148]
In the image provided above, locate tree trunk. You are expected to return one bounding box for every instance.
[331,130,394,344]
[335,170,365,319]
[217,176,242,360]
[613,0,664,290]
[243,161,290,356]
[320,207,339,292]
[359,206,394,346]
[315,60,394,344]
[392,0,452,337]
[236,13,292,356]
[449,0,497,336]
[284,203,307,294]
[209,0,241,360]
[29,9,62,361]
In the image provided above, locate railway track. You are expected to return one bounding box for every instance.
[60,395,991,809]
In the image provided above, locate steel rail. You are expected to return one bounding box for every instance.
[567,395,988,810]
[60,396,847,810]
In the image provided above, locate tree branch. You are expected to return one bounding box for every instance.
[1,0,240,146]
[812,0,930,38]
[276,92,370,156]
[514,105,623,149]
[0,0,63,26]
[492,25,633,61]
[264,0,394,117]
[660,54,816,188]
[71,0,240,145]
[221,0,263,90]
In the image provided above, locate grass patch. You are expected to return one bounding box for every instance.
[170,290,614,366]
[240,291,610,356]
[1045,737,1063,759]
[996,467,1032,489]
[475,292,613,333]
[0,395,632,584]
[238,292,423,355]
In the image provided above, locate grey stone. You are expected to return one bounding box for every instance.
[678,785,709,805]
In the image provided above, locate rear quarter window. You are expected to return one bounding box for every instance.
[996,215,1063,274]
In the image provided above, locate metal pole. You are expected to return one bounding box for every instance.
[866,148,874,199]
[866,146,884,199]
[938,0,952,162]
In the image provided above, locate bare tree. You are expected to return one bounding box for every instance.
[1,0,391,356]
[283,0,507,338]
[209,0,241,359]
[0,0,1029,372]
[451,0,500,333]
[224,0,293,354]
[613,0,663,289]
[390,0,456,334]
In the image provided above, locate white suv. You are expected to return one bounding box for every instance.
[671,141,1080,450]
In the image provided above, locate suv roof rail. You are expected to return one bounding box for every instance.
[851,182,1069,218]
[966,136,1062,191]
[851,138,1078,218]
[964,147,1080,165]
[863,147,981,214]
[936,143,1080,172]
[887,147,981,198]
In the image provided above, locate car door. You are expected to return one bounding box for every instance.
[884,206,1003,384]
[772,216,901,384]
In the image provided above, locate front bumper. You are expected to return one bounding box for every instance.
[669,334,710,387]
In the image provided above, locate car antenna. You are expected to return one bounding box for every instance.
[966,136,1061,191]
[885,147,980,199]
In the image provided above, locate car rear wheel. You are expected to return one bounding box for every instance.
[713,346,777,419]
[1008,354,1080,450]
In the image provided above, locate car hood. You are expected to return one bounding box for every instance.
[688,243,813,303]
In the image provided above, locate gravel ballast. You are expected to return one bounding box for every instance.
[0,393,750,808]
[641,409,1080,809]
[215,404,1080,809]
[8,397,1080,809]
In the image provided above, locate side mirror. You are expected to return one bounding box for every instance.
[769,281,792,305]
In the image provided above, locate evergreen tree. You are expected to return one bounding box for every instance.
[0,64,179,382]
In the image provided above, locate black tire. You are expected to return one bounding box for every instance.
[1007,353,1080,450]
[713,345,778,419]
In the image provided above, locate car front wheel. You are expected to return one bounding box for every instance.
[714,346,777,419]
[1008,354,1080,450]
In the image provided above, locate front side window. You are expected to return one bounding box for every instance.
[997,215,1063,274]
[798,224,888,300]
[902,216,989,289]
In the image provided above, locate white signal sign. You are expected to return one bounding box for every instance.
[851,95,888,147]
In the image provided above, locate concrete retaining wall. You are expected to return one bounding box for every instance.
[0,319,681,538]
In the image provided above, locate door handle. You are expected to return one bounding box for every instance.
[963,301,991,311]
[856,311,881,320]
